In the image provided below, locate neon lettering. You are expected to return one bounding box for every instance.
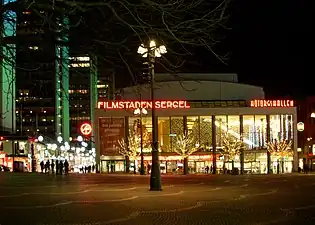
[97,101,191,110]
[250,100,294,108]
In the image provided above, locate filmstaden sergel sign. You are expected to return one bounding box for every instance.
[97,100,190,109]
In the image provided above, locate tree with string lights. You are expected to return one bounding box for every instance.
[222,132,245,171]
[173,131,198,175]
[267,139,292,174]
[117,130,140,174]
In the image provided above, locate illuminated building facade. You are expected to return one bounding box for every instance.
[94,74,298,174]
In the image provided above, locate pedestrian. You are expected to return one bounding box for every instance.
[56,160,59,175]
[59,161,64,175]
[51,160,55,174]
[205,166,209,174]
[64,160,69,175]
[40,161,44,173]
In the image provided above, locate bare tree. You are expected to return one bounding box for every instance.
[222,133,244,170]
[117,130,140,174]
[173,131,198,174]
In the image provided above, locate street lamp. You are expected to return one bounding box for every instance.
[311,113,315,118]
[134,108,148,175]
[137,40,166,191]
[57,136,63,143]
[38,135,44,142]
[77,135,83,142]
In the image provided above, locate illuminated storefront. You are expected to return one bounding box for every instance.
[95,99,298,174]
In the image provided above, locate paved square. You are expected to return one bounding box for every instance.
[1,173,315,224]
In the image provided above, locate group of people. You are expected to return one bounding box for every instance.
[40,160,69,175]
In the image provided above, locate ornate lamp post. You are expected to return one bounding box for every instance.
[137,40,166,191]
[134,108,148,175]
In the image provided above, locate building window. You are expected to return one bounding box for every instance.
[170,117,184,151]
[254,115,267,148]
[243,115,255,149]
[187,116,200,147]
[200,116,212,150]
[158,117,170,152]
[243,115,267,149]
[270,115,281,142]
[270,114,293,142]
[215,115,227,149]
[227,115,240,135]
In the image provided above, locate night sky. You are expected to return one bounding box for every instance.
[231,1,313,98]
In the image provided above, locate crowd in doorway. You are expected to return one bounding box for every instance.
[40,160,69,175]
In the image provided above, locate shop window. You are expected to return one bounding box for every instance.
[215,115,227,149]
[200,116,212,150]
[187,116,200,148]
[158,117,170,152]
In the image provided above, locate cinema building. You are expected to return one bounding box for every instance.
[94,74,298,174]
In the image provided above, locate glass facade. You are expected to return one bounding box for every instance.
[116,114,295,174]
[270,115,293,142]
[243,115,267,150]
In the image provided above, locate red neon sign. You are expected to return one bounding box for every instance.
[97,100,190,110]
[250,100,294,108]
[80,123,92,136]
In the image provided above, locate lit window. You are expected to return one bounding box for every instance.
[70,63,90,68]
[69,56,90,61]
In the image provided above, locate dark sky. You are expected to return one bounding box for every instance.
[232,1,313,98]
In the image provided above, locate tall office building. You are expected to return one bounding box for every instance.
[1,1,107,140]
[1,1,69,140]
[0,0,16,133]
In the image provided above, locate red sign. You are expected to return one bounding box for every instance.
[97,100,190,110]
[99,118,125,156]
[250,100,294,108]
[80,123,92,136]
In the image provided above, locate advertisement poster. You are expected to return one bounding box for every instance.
[99,117,125,156]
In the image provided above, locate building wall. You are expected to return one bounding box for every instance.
[119,81,264,101]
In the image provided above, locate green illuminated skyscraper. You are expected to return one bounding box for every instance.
[1,2,102,140]
[0,0,16,133]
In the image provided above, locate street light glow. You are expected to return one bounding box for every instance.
[137,40,167,58]
[38,136,43,142]
[311,113,315,118]
[77,135,83,142]
[141,108,148,114]
[57,136,63,143]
